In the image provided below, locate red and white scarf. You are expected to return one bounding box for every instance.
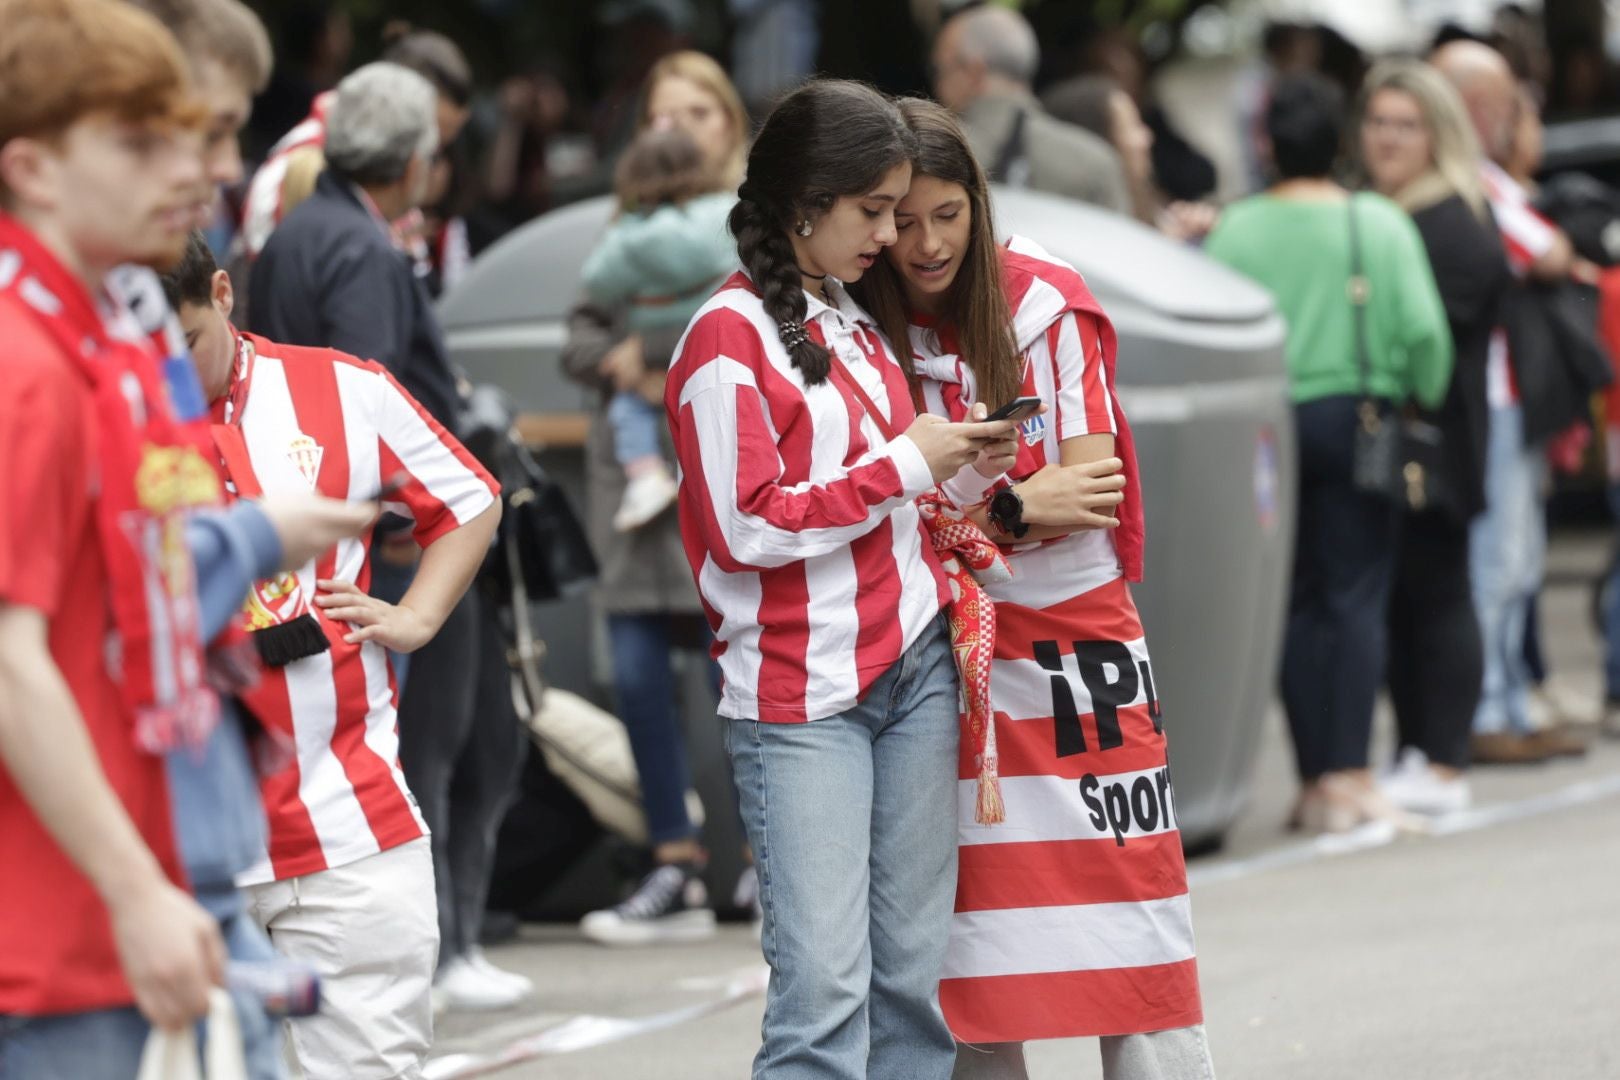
[825,354,1012,824]
[0,214,220,752]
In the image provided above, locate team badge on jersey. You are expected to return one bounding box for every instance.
[1019,412,1046,446]
[286,433,323,488]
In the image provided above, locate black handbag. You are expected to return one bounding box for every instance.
[1347,197,1448,511]
[459,385,599,603]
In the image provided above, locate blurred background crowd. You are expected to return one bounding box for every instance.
[194,0,1620,1028]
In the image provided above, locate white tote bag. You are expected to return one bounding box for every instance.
[135,988,248,1080]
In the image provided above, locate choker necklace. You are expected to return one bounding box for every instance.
[799,267,827,281]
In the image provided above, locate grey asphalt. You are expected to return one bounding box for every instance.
[430,531,1620,1079]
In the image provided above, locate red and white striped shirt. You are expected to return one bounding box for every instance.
[915,241,1123,603]
[224,332,497,884]
[665,273,949,723]
[1482,161,1560,408]
[241,93,333,260]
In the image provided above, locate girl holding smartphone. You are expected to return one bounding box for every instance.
[663,79,1021,1078]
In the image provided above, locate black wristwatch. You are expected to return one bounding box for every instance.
[988,487,1029,539]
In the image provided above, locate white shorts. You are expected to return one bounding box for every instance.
[242,837,439,1080]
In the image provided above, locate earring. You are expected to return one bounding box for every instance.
[796,219,813,237]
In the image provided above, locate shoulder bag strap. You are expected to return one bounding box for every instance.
[1347,194,1373,403]
[988,107,1029,186]
[827,354,901,443]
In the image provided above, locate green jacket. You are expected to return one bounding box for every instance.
[1205,191,1453,408]
[580,192,737,334]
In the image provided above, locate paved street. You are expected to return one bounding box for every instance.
[427,531,1620,1080]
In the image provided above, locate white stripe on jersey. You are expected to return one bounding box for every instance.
[943,894,1196,979]
[956,764,1177,848]
[988,635,1152,721]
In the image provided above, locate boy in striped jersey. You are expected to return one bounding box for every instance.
[161,232,501,1080]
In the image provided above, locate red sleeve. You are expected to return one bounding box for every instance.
[368,362,498,547]
[0,350,85,616]
[1050,311,1118,441]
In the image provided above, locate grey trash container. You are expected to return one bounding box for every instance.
[440,186,1294,862]
[990,188,1294,849]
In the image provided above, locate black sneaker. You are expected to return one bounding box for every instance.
[579,863,717,946]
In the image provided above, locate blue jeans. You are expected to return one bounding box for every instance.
[608,613,702,847]
[725,615,960,1080]
[607,390,663,467]
[0,923,281,1080]
[1469,405,1545,735]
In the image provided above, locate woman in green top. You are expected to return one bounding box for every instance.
[1206,72,1452,836]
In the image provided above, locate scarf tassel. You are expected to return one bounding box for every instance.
[975,755,1005,825]
[252,613,331,667]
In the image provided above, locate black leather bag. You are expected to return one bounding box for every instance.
[460,385,599,603]
[1347,199,1448,511]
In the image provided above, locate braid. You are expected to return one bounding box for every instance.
[730,191,832,384]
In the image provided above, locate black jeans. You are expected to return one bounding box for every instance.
[396,586,526,963]
[1388,507,1482,770]
[1280,395,1400,780]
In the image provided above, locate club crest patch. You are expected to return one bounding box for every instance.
[286,433,323,488]
[1020,413,1046,446]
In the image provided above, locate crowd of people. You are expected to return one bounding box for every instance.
[4,0,1620,1078]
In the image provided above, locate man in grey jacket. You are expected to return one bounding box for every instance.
[932,5,1131,215]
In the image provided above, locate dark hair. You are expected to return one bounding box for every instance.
[729,79,917,384]
[853,98,1022,411]
[614,128,711,213]
[1040,74,1120,146]
[1266,72,1344,180]
[158,230,219,310]
[381,27,471,107]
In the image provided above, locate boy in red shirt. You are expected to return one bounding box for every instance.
[0,1,369,1073]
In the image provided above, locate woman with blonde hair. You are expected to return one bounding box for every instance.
[1356,59,1509,812]
[561,50,751,943]
[639,50,750,191]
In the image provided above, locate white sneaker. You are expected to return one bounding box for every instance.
[580,863,717,946]
[466,946,534,996]
[613,466,678,532]
[434,954,529,1012]
[1379,748,1471,816]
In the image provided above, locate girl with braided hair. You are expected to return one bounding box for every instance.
[664,78,1022,1077]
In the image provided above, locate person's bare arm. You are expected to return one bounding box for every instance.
[965,437,1124,542]
[0,604,224,1030]
[317,499,501,652]
[1528,229,1576,282]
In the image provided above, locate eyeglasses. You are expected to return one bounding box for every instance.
[1361,114,1426,139]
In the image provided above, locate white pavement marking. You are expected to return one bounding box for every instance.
[1189,771,1620,889]
[423,965,769,1080]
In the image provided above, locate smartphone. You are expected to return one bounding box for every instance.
[984,396,1043,424]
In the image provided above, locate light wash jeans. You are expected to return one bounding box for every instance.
[953,1025,1218,1080]
[726,615,960,1080]
[607,390,664,467]
[1469,405,1546,735]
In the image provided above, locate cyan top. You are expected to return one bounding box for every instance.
[581,191,737,334]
